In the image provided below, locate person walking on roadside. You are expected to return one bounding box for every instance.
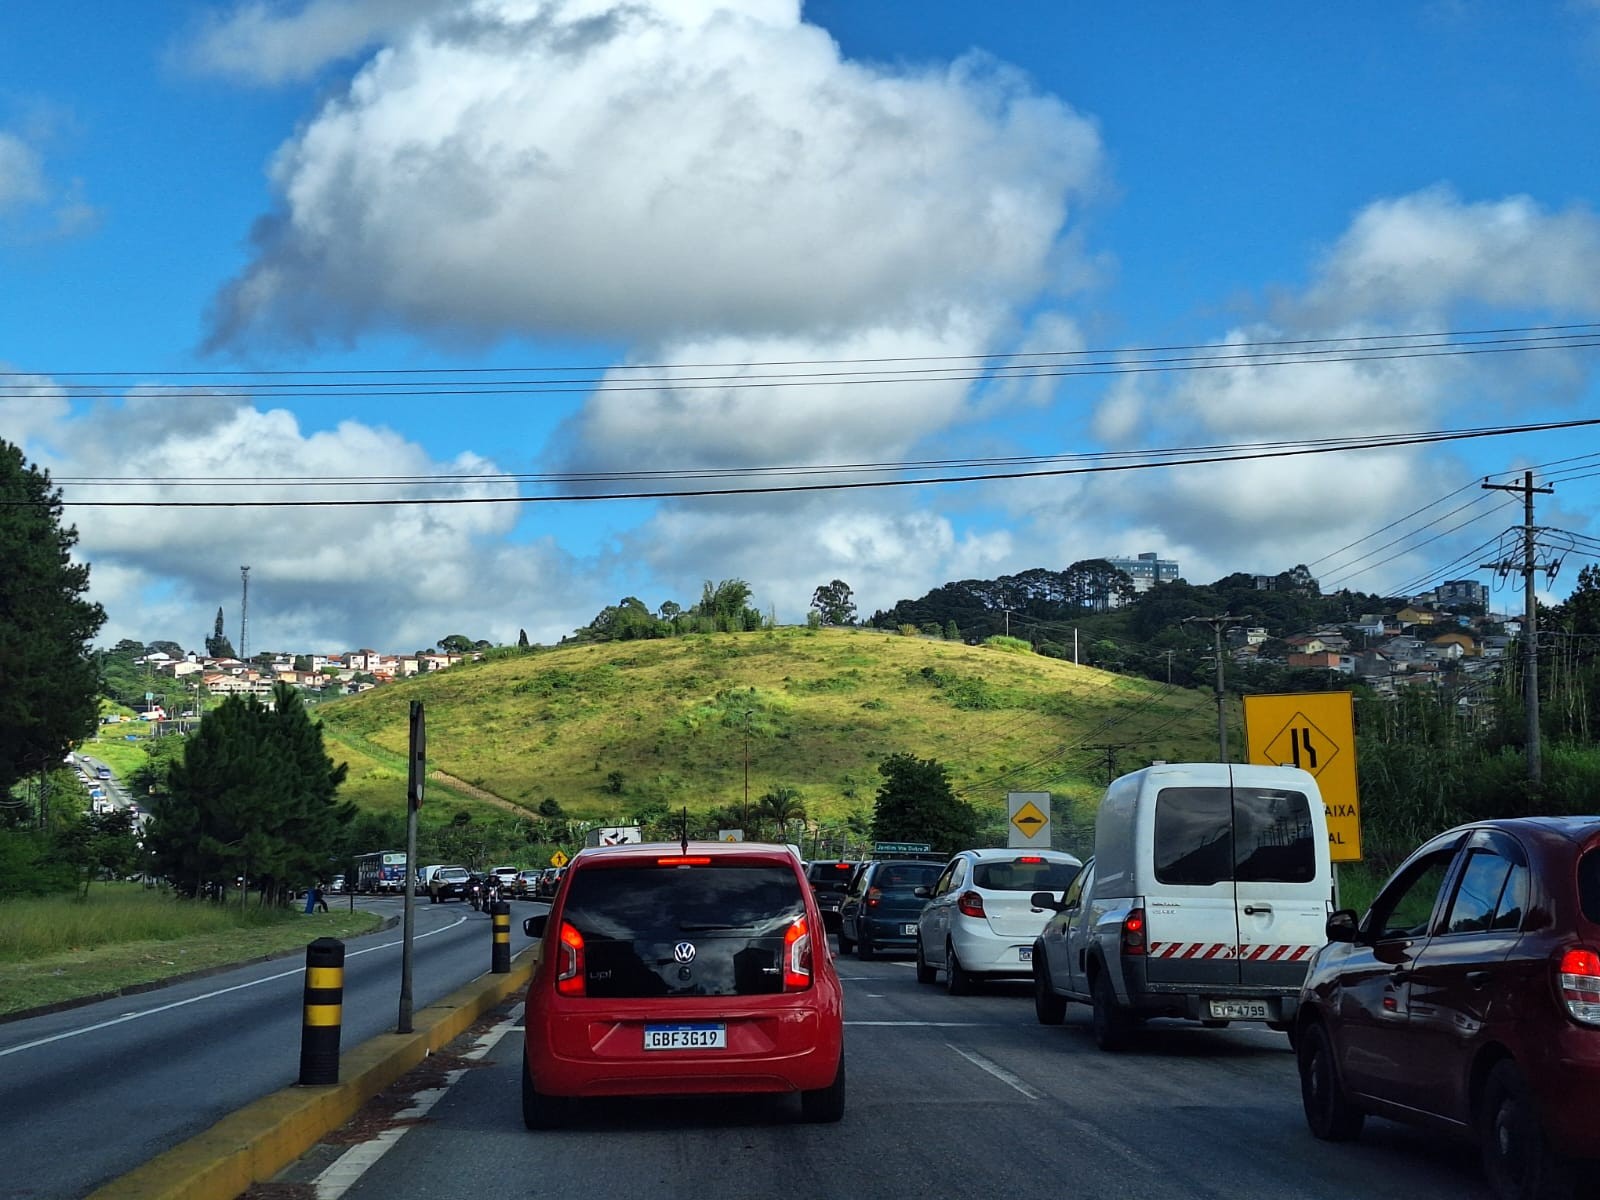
[314,881,329,912]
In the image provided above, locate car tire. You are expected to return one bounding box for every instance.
[521,1056,565,1131]
[838,926,855,956]
[856,937,874,961]
[915,937,937,985]
[799,1055,846,1124]
[1090,969,1134,1051]
[1478,1059,1574,1200]
[944,942,974,996]
[1033,956,1067,1026]
[1298,1020,1364,1142]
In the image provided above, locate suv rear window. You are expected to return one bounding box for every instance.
[807,862,858,891]
[973,858,1080,891]
[1581,850,1600,925]
[1153,787,1316,886]
[870,863,943,890]
[562,863,806,998]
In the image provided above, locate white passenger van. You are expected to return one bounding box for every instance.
[1031,762,1333,1049]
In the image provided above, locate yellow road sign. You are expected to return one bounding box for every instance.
[1244,691,1362,862]
[550,850,568,868]
[1007,792,1052,848]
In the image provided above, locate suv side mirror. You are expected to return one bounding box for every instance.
[1030,891,1064,912]
[913,885,931,899]
[523,913,548,939]
[1325,909,1359,944]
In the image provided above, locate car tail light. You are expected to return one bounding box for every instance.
[866,886,883,908]
[957,890,986,918]
[555,921,586,996]
[783,916,813,990]
[1121,907,1147,956]
[835,862,853,870]
[1016,855,1044,863]
[656,856,711,866]
[1558,947,1600,1025]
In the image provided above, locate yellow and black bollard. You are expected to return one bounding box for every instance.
[491,900,511,973]
[298,937,345,1085]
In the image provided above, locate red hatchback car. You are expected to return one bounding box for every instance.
[1296,816,1600,1200]
[520,841,846,1127]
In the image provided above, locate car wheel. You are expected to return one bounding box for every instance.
[1298,1020,1364,1142]
[944,942,974,996]
[799,1055,845,1124]
[915,937,937,985]
[521,1056,565,1131]
[1090,969,1134,1051]
[1033,956,1067,1026]
[1478,1059,1574,1200]
[838,926,855,956]
[856,937,875,961]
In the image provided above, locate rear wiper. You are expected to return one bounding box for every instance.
[677,921,752,931]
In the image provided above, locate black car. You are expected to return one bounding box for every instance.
[839,859,945,959]
[806,860,863,932]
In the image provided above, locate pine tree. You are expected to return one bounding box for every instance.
[205,606,236,659]
[0,440,106,806]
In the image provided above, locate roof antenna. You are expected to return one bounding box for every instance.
[680,806,689,856]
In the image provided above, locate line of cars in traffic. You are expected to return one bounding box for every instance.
[418,863,566,903]
[509,761,1600,1200]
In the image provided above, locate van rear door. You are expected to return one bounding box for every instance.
[1145,785,1244,989]
[1232,781,1328,990]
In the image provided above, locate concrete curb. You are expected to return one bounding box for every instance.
[86,945,538,1200]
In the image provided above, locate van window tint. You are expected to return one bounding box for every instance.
[1153,788,1232,886]
[1232,788,1316,884]
[561,864,805,998]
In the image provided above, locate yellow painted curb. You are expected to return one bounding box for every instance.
[88,946,538,1200]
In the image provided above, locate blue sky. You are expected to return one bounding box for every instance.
[3,1,1599,654]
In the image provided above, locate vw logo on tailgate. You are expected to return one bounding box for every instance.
[673,941,697,964]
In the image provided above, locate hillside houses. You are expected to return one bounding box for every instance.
[133,646,473,704]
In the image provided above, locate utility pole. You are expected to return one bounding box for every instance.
[239,565,251,665]
[742,709,752,833]
[1184,614,1236,761]
[1481,470,1555,785]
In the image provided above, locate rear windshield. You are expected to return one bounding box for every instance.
[1153,787,1316,886]
[870,863,943,890]
[437,868,469,881]
[973,858,1080,891]
[561,863,806,998]
[808,862,858,891]
[1581,851,1600,925]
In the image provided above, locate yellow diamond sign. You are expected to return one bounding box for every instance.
[550,850,568,868]
[1007,791,1052,848]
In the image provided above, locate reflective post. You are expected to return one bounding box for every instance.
[299,937,345,1085]
[491,900,511,973]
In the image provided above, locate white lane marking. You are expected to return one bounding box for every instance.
[313,1007,523,1199]
[844,1021,991,1027]
[944,1043,1045,1100]
[0,914,471,1059]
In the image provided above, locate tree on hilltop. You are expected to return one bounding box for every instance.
[205,607,236,659]
[810,580,857,626]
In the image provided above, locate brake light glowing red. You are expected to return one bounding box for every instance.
[957,890,985,918]
[555,921,586,996]
[1016,856,1044,863]
[834,863,853,870]
[783,916,813,990]
[866,886,882,908]
[656,856,711,866]
[1559,947,1600,1025]
[1121,908,1147,956]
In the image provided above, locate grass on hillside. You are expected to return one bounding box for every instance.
[0,885,383,1017]
[315,627,1233,830]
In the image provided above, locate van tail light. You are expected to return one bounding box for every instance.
[783,916,813,991]
[957,890,986,918]
[866,887,882,908]
[555,921,586,996]
[1558,947,1600,1025]
[1121,908,1147,956]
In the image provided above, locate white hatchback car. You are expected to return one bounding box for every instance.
[915,848,1083,993]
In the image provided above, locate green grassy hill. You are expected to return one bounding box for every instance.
[315,627,1232,839]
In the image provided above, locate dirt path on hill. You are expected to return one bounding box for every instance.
[429,770,527,816]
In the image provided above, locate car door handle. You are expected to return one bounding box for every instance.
[1243,903,1273,915]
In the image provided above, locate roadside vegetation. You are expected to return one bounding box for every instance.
[0,884,382,1017]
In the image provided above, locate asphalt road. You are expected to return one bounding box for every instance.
[281,943,1494,1200]
[0,894,542,1200]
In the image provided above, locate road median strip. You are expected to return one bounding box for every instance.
[87,945,539,1200]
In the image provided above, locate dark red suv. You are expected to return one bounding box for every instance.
[1295,816,1600,1199]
